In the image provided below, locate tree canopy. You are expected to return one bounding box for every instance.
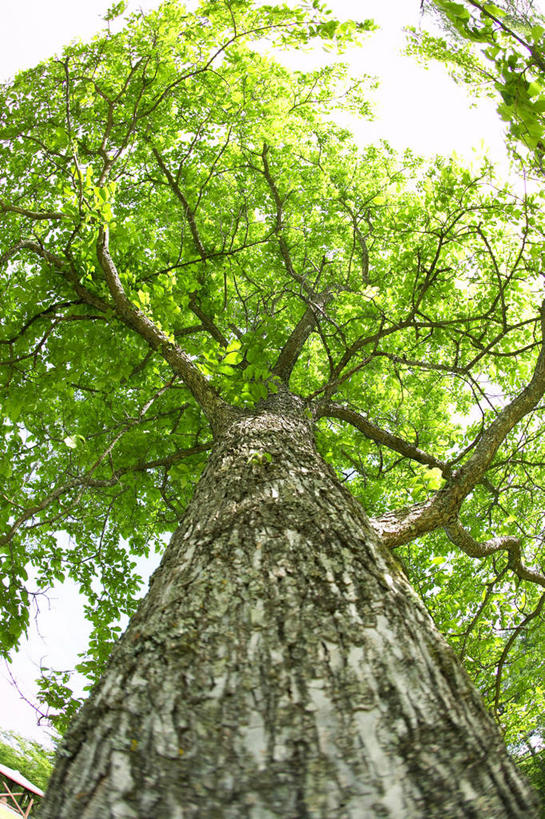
[1,0,545,759]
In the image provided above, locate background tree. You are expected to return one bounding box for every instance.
[0,729,53,792]
[0,0,544,814]
[518,742,545,811]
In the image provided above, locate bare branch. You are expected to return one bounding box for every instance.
[370,350,468,377]
[3,662,50,726]
[331,318,413,382]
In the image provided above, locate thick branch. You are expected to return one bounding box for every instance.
[314,400,452,477]
[0,199,64,221]
[272,306,317,383]
[188,294,229,348]
[272,293,331,384]
[370,300,545,548]
[1,240,111,315]
[96,227,231,430]
[453,301,545,494]
[444,519,545,588]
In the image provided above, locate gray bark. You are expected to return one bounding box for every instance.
[41,402,539,818]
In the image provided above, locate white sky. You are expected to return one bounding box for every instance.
[0,0,524,746]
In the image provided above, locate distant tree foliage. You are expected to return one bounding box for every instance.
[0,729,53,792]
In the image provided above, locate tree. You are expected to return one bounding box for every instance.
[0,0,543,814]
[518,744,545,815]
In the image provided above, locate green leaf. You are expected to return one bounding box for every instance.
[223,351,242,365]
[483,3,506,17]
[103,1,127,22]
[422,467,444,490]
[440,1,471,22]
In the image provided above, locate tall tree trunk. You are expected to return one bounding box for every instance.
[41,405,539,818]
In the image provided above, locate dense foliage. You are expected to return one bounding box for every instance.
[418,0,545,163]
[1,0,544,763]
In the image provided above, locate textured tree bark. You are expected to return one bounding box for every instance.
[41,403,539,818]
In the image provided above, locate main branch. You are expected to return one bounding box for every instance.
[272,293,331,384]
[444,519,545,588]
[370,299,545,549]
[314,400,452,476]
[96,227,231,431]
